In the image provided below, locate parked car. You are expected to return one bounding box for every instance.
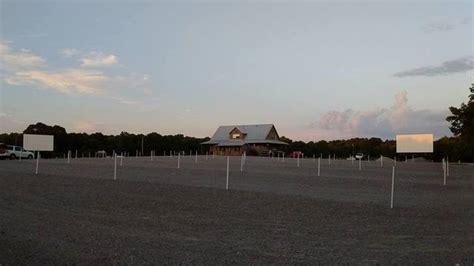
[5,145,34,159]
[355,153,364,160]
[290,151,304,158]
[0,143,8,159]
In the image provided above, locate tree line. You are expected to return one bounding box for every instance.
[0,123,467,162]
[0,123,210,159]
[0,85,472,162]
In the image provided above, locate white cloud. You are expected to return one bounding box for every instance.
[5,69,107,95]
[423,17,472,33]
[80,52,118,67]
[423,22,454,33]
[72,120,101,133]
[111,96,140,105]
[2,40,150,99]
[60,48,81,58]
[0,40,46,70]
[311,91,450,140]
[0,112,26,133]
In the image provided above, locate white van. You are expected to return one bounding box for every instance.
[5,145,34,159]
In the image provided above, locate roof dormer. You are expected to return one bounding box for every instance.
[229,127,246,140]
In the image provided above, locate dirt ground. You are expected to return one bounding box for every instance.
[0,156,473,264]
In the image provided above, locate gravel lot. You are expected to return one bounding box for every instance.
[1,156,473,264]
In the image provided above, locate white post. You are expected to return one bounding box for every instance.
[120,152,123,166]
[75,149,78,159]
[114,153,117,180]
[297,154,300,168]
[359,158,361,171]
[226,156,229,190]
[282,153,285,163]
[317,157,320,177]
[380,155,383,168]
[35,151,40,175]
[177,153,181,169]
[328,154,331,165]
[391,166,395,209]
[195,150,198,163]
[67,150,70,164]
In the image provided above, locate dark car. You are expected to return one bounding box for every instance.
[0,143,7,159]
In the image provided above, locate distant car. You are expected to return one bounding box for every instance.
[355,153,364,160]
[0,143,8,159]
[5,145,34,159]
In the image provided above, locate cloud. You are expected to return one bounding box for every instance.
[111,96,140,105]
[2,40,150,99]
[311,91,450,140]
[80,52,118,67]
[60,48,81,58]
[60,49,118,67]
[394,56,474,77]
[423,17,472,33]
[423,22,454,33]
[5,69,107,95]
[16,33,49,39]
[0,40,46,70]
[72,120,103,133]
[0,112,26,133]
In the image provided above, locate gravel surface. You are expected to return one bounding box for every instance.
[0,156,473,264]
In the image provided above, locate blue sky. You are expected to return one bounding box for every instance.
[0,0,472,140]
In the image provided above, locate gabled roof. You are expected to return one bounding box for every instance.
[201,124,287,145]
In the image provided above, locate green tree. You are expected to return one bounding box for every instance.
[446,84,474,161]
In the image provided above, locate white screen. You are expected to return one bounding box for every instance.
[23,134,54,151]
[396,134,433,153]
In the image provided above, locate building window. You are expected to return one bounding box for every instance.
[232,133,240,139]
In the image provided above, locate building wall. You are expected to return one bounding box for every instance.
[210,146,243,156]
[209,144,283,156]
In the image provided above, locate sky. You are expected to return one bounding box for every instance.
[0,0,472,141]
